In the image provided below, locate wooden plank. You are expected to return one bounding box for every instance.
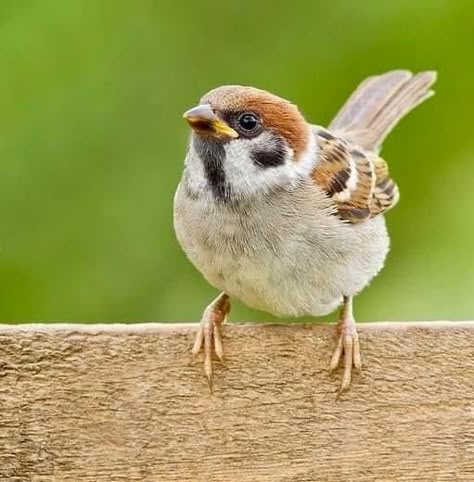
[0,322,473,481]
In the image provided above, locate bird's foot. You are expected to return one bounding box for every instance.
[329,297,361,398]
[192,293,230,392]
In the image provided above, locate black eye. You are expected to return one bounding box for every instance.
[238,113,258,131]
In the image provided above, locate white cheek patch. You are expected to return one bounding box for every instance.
[223,128,317,197]
[183,126,319,201]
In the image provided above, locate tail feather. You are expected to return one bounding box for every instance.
[329,70,437,152]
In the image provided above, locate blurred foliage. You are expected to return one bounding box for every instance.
[0,0,473,323]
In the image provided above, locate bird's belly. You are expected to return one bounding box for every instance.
[202,251,344,317]
[174,184,390,317]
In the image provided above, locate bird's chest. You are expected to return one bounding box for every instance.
[175,190,281,288]
[173,184,333,314]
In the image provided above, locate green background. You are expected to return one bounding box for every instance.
[1,0,473,323]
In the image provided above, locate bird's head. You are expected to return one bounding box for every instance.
[182,86,316,202]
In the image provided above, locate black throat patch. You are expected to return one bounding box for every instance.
[193,135,231,202]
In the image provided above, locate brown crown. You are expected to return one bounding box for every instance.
[200,86,309,160]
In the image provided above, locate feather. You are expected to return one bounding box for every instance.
[312,128,398,223]
[329,70,436,152]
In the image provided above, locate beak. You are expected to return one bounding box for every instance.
[183,104,238,139]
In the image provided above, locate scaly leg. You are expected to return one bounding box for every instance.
[192,292,230,392]
[329,296,361,397]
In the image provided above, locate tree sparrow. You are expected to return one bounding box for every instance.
[174,70,436,396]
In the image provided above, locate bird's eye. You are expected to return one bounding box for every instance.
[238,113,258,131]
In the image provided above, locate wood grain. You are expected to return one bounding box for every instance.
[0,322,473,481]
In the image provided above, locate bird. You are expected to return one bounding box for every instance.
[173,70,436,396]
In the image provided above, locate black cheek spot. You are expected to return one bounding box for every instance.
[251,138,286,168]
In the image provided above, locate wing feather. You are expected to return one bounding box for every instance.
[312,128,398,223]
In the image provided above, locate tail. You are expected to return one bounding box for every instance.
[329,70,437,152]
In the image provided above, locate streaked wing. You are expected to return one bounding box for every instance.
[312,127,399,224]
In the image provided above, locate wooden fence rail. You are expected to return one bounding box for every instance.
[0,322,473,481]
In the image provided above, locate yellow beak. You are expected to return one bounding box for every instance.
[183,104,238,139]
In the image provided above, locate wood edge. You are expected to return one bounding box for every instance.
[0,320,472,335]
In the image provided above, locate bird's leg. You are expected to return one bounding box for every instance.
[329,296,361,397]
[192,292,230,392]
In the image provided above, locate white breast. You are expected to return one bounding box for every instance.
[173,180,389,317]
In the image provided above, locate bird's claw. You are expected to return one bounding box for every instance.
[192,293,229,392]
[329,297,361,398]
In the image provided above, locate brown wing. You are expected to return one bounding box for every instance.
[312,127,399,224]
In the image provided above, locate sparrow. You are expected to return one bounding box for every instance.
[173,70,436,396]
